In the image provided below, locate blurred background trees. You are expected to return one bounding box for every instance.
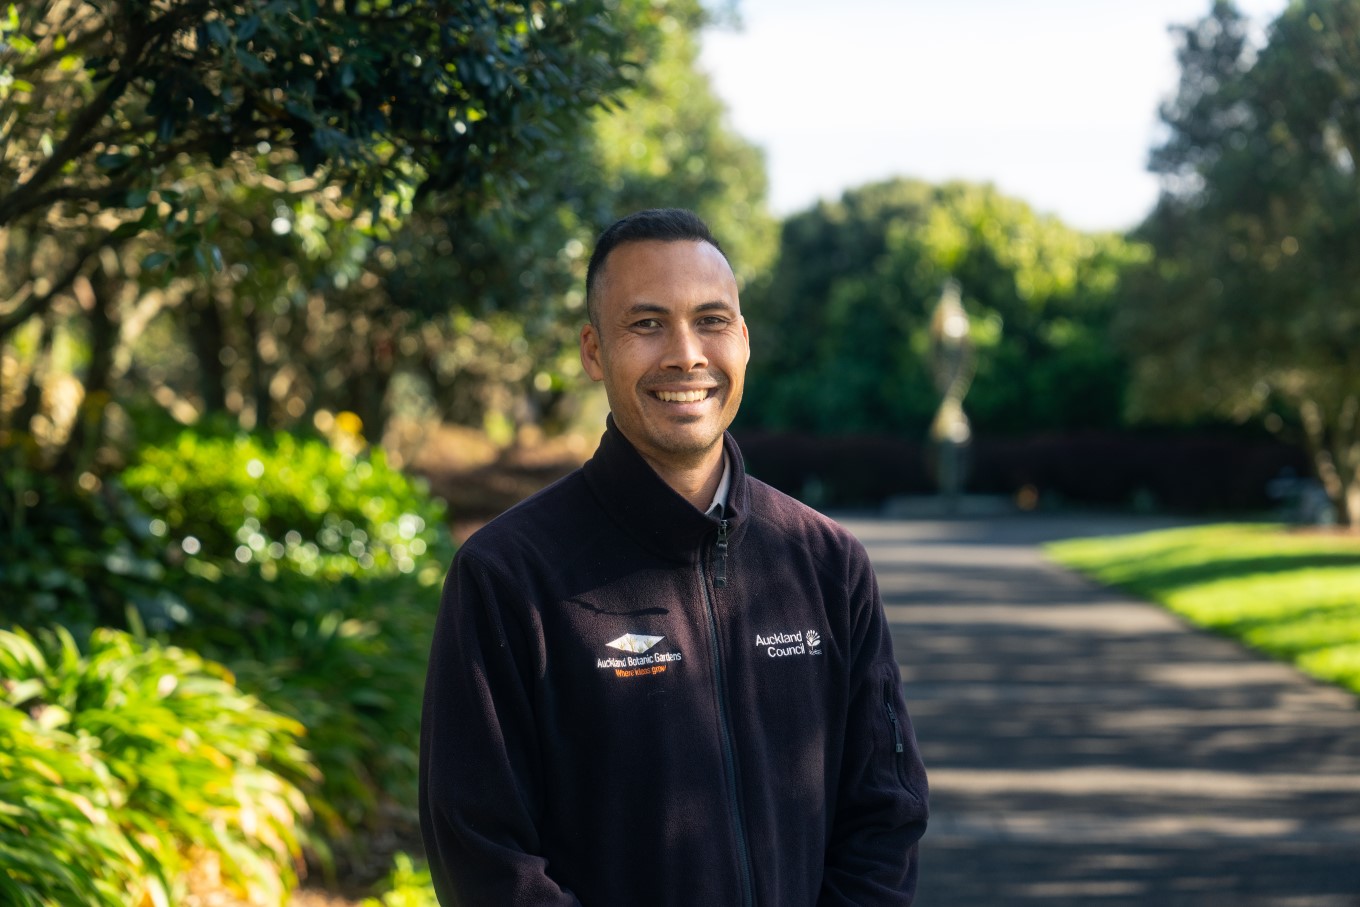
[742,177,1143,437]
[1,0,636,474]
[1122,0,1360,525]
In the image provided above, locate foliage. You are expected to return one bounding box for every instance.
[1048,524,1360,696]
[361,853,438,907]
[742,178,1145,437]
[0,626,313,906]
[2,0,773,481]
[1125,0,1360,524]
[121,428,449,582]
[0,0,633,249]
[591,0,776,287]
[0,0,641,475]
[370,0,777,437]
[3,427,450,858]
[0,447,176,638]
[205,570,437,841]
[0,706,144,906]
[114,429,447,840]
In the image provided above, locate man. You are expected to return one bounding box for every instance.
[420,208,928,905]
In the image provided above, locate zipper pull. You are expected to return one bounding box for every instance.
[885,695,905,754]
[714,518,729,588]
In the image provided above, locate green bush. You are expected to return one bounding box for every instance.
[122,431,449,583]
[362,853,439,907]
[3,428,453,876]
[0,457,180,638]
[0,706,147,906]
[119,431,451,843]
[217,572,435,839]
[0,626,313,906]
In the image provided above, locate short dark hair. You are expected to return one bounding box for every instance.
[585,208,726,325]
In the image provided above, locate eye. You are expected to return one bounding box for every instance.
[631,318,662,330]
[699,315,732,329]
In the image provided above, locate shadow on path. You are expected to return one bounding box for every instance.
[842,514,1360,907]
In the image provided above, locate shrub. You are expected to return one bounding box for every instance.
[4,428,454,875]
[362,853,439,907]
[217,573,435,841]
[0,627,313,906]
[0,456,180,638]
[119,431,452,846]
[0,707,147,906]
[122,431,449,583]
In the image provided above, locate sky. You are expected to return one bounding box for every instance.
[699,0,1289,232]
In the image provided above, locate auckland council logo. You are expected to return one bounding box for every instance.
[597,632,681,678]
[755,628,824,658]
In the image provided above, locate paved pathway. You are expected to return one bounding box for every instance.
[843,514,1360,907]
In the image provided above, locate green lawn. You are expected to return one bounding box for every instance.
[1046,523,1360,698]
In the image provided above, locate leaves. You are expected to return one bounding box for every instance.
[1127,0,1360,522]
[122,430,450,582]
[0,626,312,907]
[744,178,1143,436]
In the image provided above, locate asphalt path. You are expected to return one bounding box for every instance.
[843,514,1360,907]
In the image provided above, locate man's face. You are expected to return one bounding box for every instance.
[580,239,750,473]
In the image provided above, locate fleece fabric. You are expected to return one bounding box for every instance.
[419,418,928,906]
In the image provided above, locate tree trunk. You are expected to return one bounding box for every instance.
[186,290,228,415]
[1344,476,1360,531]
[55,268,118,477]
[348,333,396,444]
[245,303,271,429]
[1300,395,1360,529]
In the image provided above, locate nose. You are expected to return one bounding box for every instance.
[661,324,708,372]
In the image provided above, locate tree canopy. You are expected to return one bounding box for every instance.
[1123,0,1360,524]
[742,178,1143,438]
[1,0,774,471]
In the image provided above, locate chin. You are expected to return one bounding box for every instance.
[652,429,723,459]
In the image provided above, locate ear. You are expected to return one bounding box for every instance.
[741,316,751,364]
[580,323,605,382]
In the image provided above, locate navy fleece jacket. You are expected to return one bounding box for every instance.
[419,419,928,905]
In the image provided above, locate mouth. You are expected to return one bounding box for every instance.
[653,388,715,403]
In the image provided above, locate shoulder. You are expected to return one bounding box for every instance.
[744,476,871,570]
[457,468,597,574]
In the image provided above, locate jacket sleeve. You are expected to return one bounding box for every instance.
[819,549,929,906]
[419,550,582,906]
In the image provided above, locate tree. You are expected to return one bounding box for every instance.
[1124,0,1360,525]
[1,0,639,468]
[347,0,776,443]
[742,178,1141,437]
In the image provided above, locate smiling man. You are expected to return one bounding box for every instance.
[420,209,928,906]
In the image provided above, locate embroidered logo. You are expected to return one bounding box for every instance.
[606,633,664,654]
[756,628,824,658]
[598,632,682,678]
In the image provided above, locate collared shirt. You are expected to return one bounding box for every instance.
[705,454,732,519]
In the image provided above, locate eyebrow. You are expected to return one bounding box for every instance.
[623,300,737,317]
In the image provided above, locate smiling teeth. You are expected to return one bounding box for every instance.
[656,389,708,403]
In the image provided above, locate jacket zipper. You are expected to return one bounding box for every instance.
[884,687,905,754]
[713,518,730,588]
[699,543,754,907]
[884,682,907,787]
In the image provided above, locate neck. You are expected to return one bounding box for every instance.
[639,444,725,511]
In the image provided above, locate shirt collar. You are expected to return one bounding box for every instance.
[705,454,732,519]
